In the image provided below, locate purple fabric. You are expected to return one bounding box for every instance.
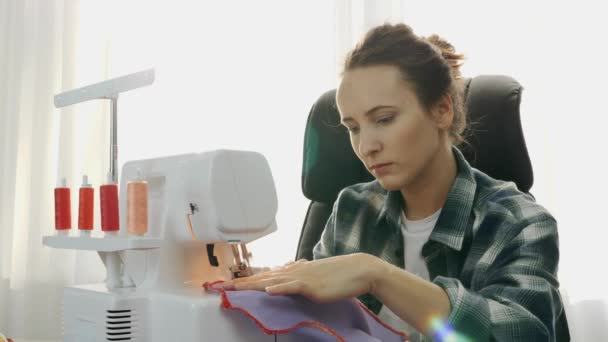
[214,286,407,341]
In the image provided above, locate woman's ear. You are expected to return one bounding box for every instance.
[431,94,454,130]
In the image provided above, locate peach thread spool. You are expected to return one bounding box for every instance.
[127,170,148,236]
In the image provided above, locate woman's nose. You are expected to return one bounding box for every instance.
[357,131,381,157]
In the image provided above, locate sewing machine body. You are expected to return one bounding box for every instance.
[43,150,312,341]
[62,283,292,341]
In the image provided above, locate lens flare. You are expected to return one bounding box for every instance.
[429,316,471,342]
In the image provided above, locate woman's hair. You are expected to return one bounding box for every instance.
[343,23,467,145]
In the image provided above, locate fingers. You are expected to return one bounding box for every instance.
[233,269,284,284]
[290,259,308,267]
[269,259,306,271]
[233,276,291,291]
[272,261,294,271]
[265,280,306,296]
[266,281,331,303]
[219,259,311,293]
[250,266,272,275]
[247,259,306,276]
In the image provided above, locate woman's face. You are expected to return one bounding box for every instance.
[336,65,446,191]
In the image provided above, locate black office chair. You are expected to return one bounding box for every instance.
[296,75,570,340]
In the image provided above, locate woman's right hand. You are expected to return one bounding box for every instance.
[250,260,297,275]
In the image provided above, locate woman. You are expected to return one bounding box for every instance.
[223,23,565,341]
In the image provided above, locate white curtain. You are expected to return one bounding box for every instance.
[0,0,112,338]
[0,0,337,339]
[1,0,606,340]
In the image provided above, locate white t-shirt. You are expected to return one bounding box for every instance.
[377,208,442,340]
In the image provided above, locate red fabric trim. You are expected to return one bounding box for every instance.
[203,281,408,341]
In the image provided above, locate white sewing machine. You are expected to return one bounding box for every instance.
[43,149,316,341]
[44,70,314,341]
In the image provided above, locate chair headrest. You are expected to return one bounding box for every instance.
[302,75,533,203]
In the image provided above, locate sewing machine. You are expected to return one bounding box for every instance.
[44,70,322,341]
[43,149,318,341]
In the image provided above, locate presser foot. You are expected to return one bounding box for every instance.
[229,243,253,278]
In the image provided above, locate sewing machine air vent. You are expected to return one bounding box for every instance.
[106,309,135,341]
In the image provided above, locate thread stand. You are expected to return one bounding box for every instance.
[43,235,161,289]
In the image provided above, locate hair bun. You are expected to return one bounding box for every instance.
[425,34,465,77]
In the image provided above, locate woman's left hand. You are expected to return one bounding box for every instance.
[221,253,382,303]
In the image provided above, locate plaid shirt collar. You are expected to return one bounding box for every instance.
[377,147,476,252]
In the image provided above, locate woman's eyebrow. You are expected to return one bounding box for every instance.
[341,105,396,123]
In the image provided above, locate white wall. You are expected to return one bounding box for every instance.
[102,1,338,267]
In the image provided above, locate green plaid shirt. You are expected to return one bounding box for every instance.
[313,147,563,341]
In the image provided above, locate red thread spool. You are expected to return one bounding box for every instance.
[54,178,71,231]
[78,175,94,231]
[100,181,119,232]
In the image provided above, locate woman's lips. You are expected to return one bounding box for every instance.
[370,163,393,175]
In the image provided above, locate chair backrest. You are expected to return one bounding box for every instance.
[296,74,570,341]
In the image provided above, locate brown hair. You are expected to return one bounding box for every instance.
[343,23,467,145]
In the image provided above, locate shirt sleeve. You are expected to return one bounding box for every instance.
[312,209,336,260]
[312,194,342,260]
[432,218,564,341]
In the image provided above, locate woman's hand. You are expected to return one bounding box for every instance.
[249,260,298,275]
[222,253,382,303]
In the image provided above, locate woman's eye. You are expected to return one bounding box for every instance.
[347,126,360,134]
[377,115,394,125]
